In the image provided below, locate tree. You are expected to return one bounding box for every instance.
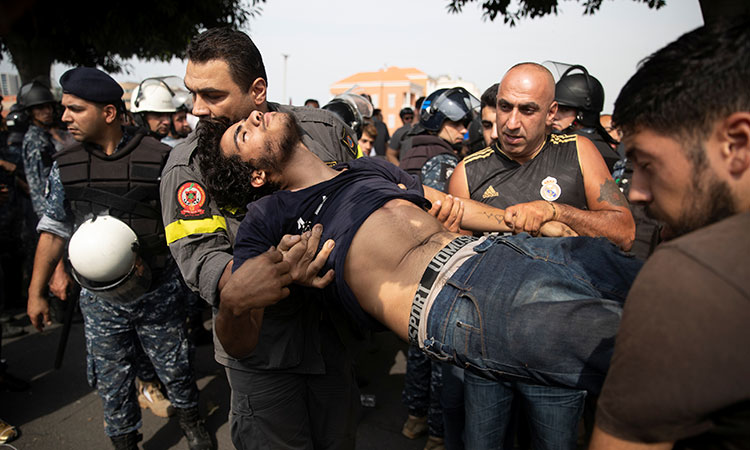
[446,0,666,26]
[0,0,266,85]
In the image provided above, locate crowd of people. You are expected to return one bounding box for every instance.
[0,14,748,450]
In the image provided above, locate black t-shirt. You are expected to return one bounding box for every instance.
[233,158,427,330]
[463,134,587,210]
[596,213,750,448]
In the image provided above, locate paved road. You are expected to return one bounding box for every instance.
[0,308,427,450]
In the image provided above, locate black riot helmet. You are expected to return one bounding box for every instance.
[322,93,373,139]
[555,65,605,128]
[420,87,479,132]
[18,80,56,110]
[5,104,29,134]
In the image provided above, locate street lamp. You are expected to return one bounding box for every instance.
[282,53,289,105]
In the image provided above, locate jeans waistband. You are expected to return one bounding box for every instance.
[408,234,479,346]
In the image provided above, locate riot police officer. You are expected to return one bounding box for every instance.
[26,67,212,450]
[129,77,177,140]
[400,87,478,192]
[18,80,71,218]
[551,65,621,172]
[163,90,193,148]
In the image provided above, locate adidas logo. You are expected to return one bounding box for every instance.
[482,185,499,199]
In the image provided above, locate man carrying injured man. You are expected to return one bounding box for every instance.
[197,111,643,395]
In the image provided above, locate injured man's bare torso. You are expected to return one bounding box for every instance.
[345,198,469,341]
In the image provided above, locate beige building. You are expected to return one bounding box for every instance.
[330,66,429,134]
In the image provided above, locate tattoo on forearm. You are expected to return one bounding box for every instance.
[597,179,628,207]
[482,211,504,224]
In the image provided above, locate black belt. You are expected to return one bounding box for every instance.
[408,235,478,346]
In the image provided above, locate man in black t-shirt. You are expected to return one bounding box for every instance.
[386,106,415,165]
[448,63,635,450]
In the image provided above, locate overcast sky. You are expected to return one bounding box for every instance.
[3,0,704,113]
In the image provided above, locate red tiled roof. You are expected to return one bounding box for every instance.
[333,66,427,85]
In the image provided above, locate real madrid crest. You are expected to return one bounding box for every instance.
[540,176,561,202]
[176,181,208,218]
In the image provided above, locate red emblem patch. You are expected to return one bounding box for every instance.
[177,181,207,217]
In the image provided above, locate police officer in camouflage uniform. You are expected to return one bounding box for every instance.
[26,67,213,450]
[19,81,71,218]
[400,87,479,192]
[19,81,75,320]
[160,27,361,450]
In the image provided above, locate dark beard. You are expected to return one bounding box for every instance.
[199,113,302,210]
[656,168,736,239]
[252,113,300,173]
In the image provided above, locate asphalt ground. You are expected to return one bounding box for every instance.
[0,307,427,450]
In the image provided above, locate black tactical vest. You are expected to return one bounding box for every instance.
[400,134,456,177]
[574,128,621,173]
[54,127,170,269]
[464,134,587,210]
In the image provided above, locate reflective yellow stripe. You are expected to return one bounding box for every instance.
[165,216,228,245]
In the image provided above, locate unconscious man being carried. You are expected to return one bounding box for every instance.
[197,111,643,395]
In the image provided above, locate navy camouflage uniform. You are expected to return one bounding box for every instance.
[3,130,38,301]
[38,128,199,438]
[22,124,64,218]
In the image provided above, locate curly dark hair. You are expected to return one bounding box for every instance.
[195,117,278,210]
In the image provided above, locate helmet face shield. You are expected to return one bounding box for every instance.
[434,88,480,122]
[68,215,152,303]
[323,93,373,138]
[421,87,480,131]
[72,260,152,304]
[131,78,177,113]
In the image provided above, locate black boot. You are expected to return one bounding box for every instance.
[175,407,214,450]
[110,431,142,450]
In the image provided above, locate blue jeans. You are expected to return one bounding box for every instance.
[464,372,585,450]
[441,363,465,449]
[421,234,642,395]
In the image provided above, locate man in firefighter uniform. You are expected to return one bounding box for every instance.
[26,67,212,450]
[160,27,361,449]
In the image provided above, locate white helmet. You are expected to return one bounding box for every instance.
[172,90,193,112]
[130,78,176,113]
[68,215,152,303]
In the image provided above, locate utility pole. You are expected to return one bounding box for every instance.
[282,53,289,105]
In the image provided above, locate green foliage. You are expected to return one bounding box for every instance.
[447,0,666,26]
[0,0,266,82]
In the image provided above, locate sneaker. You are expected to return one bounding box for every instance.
[401,414,428,439]
[0,418,17,444]
[136,379,174,418]
[424,435,445,450]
